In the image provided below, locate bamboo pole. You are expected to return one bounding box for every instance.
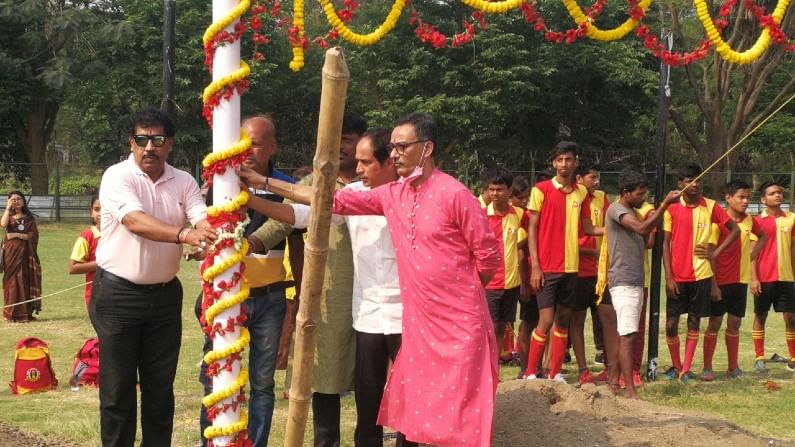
[284,47,350,447]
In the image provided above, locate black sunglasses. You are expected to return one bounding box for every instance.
[133,135,168,148]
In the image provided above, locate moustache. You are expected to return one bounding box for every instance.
[143,152,159,160]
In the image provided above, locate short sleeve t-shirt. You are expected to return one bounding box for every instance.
[663,197,730,283]
[606,202,645,288]
[754,210,795,283]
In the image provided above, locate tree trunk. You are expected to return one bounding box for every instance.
[22,81,59,194]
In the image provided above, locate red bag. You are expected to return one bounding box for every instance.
[69,338,99,387]
[9,337,58,395]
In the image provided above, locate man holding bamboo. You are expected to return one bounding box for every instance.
[240,112,501,447]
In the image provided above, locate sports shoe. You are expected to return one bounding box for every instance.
[525,373,538,380]
[632,370,643,387]
[679,371,696,384]
[787,361,795,372]
[753,359,768,374]
[700,368,715,382]
[664,366,679,380]
[551,373,567,384]
[770,353,788,363]
[564,350,572,364]
[517,369,526,380]
[726,368,743,379]
[594,350,605,365]
[592,369,608,383]
[578,369,595,385]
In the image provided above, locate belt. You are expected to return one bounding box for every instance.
[249,281,291,297]
[99,268,174,290]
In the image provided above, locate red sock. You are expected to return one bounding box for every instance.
[548,326,569,379]
[527,329,547,376]
[633,297,647,372]
[682,330,700,373]
[786,332,795,363]
[725,332,740,371]
[666,336,682,371]
[752,330,765,360]
[703,332,718,370]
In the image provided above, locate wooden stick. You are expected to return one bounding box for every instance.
[284,47,349,447]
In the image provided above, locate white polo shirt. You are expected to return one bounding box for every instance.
[97,155,207,284]
[293,181,402,334]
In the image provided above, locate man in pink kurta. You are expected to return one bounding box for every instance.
[331,113,502,446]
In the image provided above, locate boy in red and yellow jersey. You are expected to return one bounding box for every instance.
[526,141,603,382]
[572,159,611,384]
[703,180,766,380]
[483,168,530,365]
[663,163,739,383]
[69,196,101,308]
[751,181,795,373]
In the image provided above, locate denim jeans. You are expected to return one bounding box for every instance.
[198,287,286,447]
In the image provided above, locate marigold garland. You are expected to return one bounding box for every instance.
[460,0,525,14]
[202,130,252,168]
[319,0,406,46]
[202,239,250,282]
[204,283,252,325]
[204,328,253,365]
[205,410,250,439]
[563,0,652,41]
[288,0,307,71]
[208,190,251,217]
[695,0,788,64]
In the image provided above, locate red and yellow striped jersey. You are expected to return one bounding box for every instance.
[528,178,591,273]
[663,196,730,283]
[484,203,530,289]
[712,211,758,285]
[578,190,609,277]
[754,210,795,283]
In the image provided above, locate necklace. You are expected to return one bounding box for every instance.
[16,218,24,231]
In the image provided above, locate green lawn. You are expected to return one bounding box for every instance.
[0,222,793,445]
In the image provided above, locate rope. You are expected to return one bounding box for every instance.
[682,91,795,190]
[2,281,91,309]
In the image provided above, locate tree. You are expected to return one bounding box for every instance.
[665,0,795,192]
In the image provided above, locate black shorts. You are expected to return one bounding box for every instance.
[755,281,795,314]
[573,276,598,311]
[666,278,712,318]
[711,283,748,318]
[520,296,539,323]
[537,273,579,310]
[486,287,519,322]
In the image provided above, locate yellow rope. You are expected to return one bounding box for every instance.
[683,91,795,189]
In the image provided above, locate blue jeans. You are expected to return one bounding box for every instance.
[198,287,286,447]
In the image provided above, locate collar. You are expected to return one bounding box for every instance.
[679,195,707,208]
[127,154,175,184]
[91,225,101,238]
[760,209,787,218]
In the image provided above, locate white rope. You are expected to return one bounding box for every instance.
[2,281,92,309]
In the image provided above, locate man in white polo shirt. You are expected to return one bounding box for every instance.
[91,107,216,446]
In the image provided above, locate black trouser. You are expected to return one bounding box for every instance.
[89,268,183,447]
[353,331,417,447]
[313,392,342,447]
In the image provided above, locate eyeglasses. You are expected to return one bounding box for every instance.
[132,135,168,148]
[387,139,428,155]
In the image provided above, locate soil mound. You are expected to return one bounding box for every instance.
[494,380,788,447]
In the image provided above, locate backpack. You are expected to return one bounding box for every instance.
[69,338,99,387]
[9,337,58,395]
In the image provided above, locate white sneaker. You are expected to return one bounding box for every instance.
[525,374,538,380]
[551,373,567,384]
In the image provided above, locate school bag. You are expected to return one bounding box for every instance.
[9,337,58,395]
[69,337,99,387]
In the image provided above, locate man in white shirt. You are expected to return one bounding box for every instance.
[244,128,414,446]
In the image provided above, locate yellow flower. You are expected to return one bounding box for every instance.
[563,0,652,42]
[694,0,785,64]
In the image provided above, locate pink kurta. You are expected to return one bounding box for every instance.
[333,169,501,446]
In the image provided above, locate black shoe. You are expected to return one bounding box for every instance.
[594,350,605,365]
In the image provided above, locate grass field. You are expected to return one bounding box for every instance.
[0,222,793,446]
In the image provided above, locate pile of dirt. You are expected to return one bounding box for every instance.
[0,421,82,447]
[494,380,786,447]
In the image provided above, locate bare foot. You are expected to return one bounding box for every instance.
[623,390,641,399]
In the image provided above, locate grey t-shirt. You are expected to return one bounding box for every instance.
[606,202,646,288]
